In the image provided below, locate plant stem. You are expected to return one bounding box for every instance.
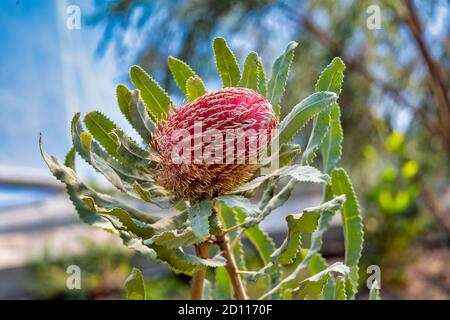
[191,242,210,300]
[216,233,248,300]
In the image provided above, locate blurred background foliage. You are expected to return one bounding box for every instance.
[3,0,446,299]
[81,0,450,296]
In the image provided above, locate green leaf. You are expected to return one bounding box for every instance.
[219,205,246,271]
[110,130,152,169]
[293,262,349,299]
[301,108,331,165]
[64,147,76,170]
[369,280,381,300]
[188,200,213,240]
[125,268,146,300]
[215,195,261,218]
[83,111,124,162]
[236,165,330,193]
[335,276,347,300]
[82,196,155,238]
[239,51,259,90]
[235,210,275,265]
[116,84,133,125]
[213,37,240,87]
[277,91,337,146]
[215,267,232,300]
[145,229,199,249]
[260,143,301,170]
[331,168,364,299]
[129,90,157,143]
[257,196,344,298]
[130,65,172,122]
[186,76,207,101]
[321,104,343,173]
[256,55,267,96]
[167,56,198,95]
[315,57,346,95]
[267,41,298,107]
[203,279,213,300]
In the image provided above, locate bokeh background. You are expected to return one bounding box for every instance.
[0,0,449,299]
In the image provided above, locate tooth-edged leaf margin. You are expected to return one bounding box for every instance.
[109,129,153,170]
[277,91,338,146]
[186,76,207,102]
[41,138,216,276]
[82,196,155,238]
[144,229,200,249]
[71,114,157,196]
[302,57,346,166]
[40,136,161,227]
[188,200,213,240]
[249,195,345,280]
[131,181,174,208]
[129,89,157,143]
[153,245,226,275]
[238,51,259,90]
[213,37,241,87]
[257,55,267,97]
[116,84,134,127]
[125,267,146,300]
[331,168,364,299]
[214,195,261,218]
[257,194,343,299]
[236,165,330,194]
[292,262,350,300]
[321,104,343,173]
[167,56,200,96]
[267,41,298,108]
[258,143,301,175]
[130,65,173,122]
[335,276,347,300]
[275,196,345,265]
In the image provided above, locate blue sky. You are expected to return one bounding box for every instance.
[0,0,129,172]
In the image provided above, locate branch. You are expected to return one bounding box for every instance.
[216,233,248,300]
[191,242,210,300]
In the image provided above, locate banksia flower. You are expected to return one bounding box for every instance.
[153,87,277,201]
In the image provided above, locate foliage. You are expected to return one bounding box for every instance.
[40,38,367,300]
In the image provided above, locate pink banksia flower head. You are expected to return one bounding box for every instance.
[153,87,277,202]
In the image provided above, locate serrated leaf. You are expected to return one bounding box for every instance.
[335,276,347,300]
[260,143,301,171]
[237,165,329,193]
[294,262,349,300]
[215,195,261,218]
[186,76,207,101]
[215,267,233,300]
[258,196,344,299]
[235,210,275,265]
[145,229,199,249]
[315,57,346,95]
[110,130,152,169]
[321,104,343,173]
[83,111,124,162]
[239,51,259,90]
[331,168,364,299]
[116,84,133,125]
[168,56,198,95]
[213,37,240,87]
[267,41,298,107]
[125,268,146,300]
[277,91,337,146]
[130,65,172,122]
[129,90,156,143]
[257,55,267,96]
[82,196,155,238]
[188,200,213,240]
